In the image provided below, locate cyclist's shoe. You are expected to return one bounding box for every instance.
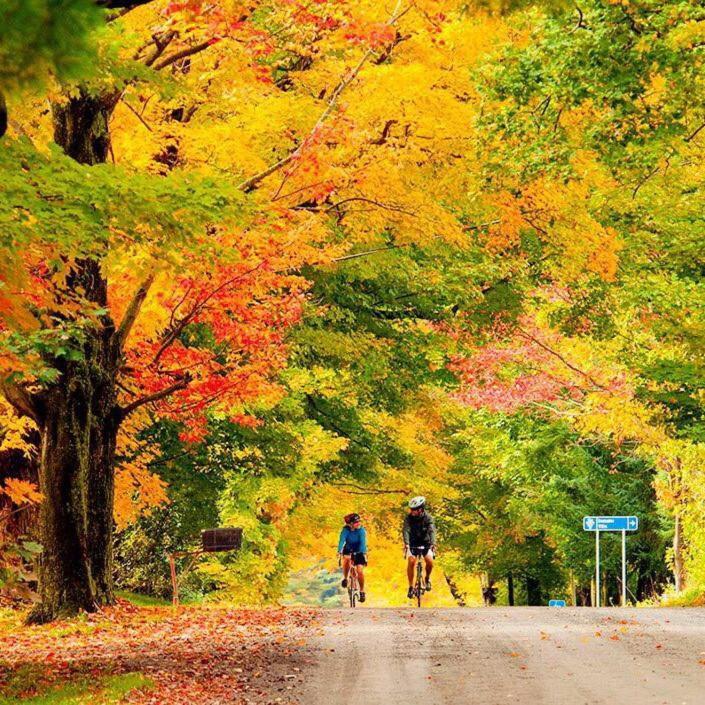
[341,578,348,588]
[425,578,432,592]
[359,592,366,603]
[407,587,414,599]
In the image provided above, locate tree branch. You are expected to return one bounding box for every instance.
[97,0,155,8]
[152,263,264,366]
[516,327,608,391]
[684,121,705,143]
[121,374,191,417]
[0,91,7,139]
[116,272,155,351]
[146,34,178,67]
[0,379,41,424]
[333,244,407,262]
[153,41,213,71]
[121,99,153,131]
[330,482,408,495]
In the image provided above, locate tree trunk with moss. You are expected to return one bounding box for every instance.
[28,90,122,623]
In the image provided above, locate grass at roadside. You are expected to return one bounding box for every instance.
[115,590,170,607]
[648,585,705,607]
[0,672,152,705]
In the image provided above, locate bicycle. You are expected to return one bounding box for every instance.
[339,554,361,608]
[408,545,428,608]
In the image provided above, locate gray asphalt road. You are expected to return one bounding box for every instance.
[297,607,705,705]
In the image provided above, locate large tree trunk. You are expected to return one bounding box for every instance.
[525,575,541,606]
[27,90,122,623]
[33,366,119,620]
[29,258,121,622]
[0,90,7,138]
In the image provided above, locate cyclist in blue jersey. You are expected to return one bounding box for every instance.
[337,513,368,603]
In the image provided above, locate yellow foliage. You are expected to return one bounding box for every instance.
[0,399,36,458]
[113,411,169,529]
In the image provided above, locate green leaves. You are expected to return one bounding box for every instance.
[0,0,105,93]
[0,138,245,261]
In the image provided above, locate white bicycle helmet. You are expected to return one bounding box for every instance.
[409,496,426,509]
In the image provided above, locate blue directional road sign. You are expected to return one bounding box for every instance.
[583,516,638,532]
[549,600,566,607]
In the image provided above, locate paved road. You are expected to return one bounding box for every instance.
[297,607,705,705]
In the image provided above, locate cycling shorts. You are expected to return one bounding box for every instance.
[410,546,433,557]
[342,550,367,565]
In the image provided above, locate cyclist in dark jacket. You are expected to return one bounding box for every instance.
[403,496,436,599]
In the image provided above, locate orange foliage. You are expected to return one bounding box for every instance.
[0,478,42,507]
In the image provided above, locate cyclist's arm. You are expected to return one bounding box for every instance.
[427,515,437,549]
[359,527,368,555]
[337,527,348,554]
[402,516,411,547]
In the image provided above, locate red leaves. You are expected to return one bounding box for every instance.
[0,604,318,705]
[449,333,570,413]
[343,21,397,49]
[119,236,311,442]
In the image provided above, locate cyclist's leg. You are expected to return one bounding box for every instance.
[353,553,366,592]
[423,551,434,579]
[407,554,417,586]
[342,554,352,582]
[356,565,365,591]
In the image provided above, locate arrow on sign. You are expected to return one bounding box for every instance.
[628,517,637,529]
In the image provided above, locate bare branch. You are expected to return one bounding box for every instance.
[632,164,659,199]
[97,0,155,7]
[142,31,178,68]
[330,482,407,495]
[684,121,705,143]
[153,41,212,71]
[0,379,41,423]
[0,503,36,527]
[516,326,608,391]
[116,272,155,350]
[121,374,191,417]
[0,91,7,138]
[327,197,415,216]
[292,196,415,217]
[371,119,398,145]
[333,244,408,262]
[121,98,153,132]
[462,219,500,233]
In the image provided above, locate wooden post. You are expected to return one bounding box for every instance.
[168,553,179,606]
[569,569,577,607]
[507,572,514,607]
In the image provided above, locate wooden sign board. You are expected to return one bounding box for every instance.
[201,527,243,553]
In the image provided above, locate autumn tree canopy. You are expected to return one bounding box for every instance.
[1,0,705,615]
